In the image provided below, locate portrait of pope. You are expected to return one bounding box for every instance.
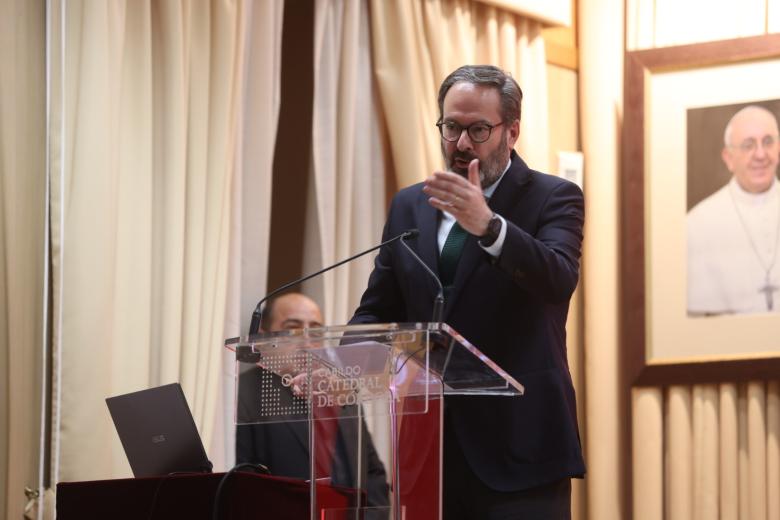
[686,100,780,316]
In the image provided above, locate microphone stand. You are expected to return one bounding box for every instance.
[398,238,445,322]
[248,229,419,336]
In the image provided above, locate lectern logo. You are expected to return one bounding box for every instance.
[274,364,386,409]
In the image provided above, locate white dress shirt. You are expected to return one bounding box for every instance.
[687,176,780,314]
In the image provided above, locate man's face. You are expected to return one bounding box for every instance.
[267,294,323,332]
[440,82,519,188]
[722,109,779,193]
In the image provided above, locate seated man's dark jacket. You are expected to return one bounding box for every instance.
[350,150,586,491]
[235,368,389,509]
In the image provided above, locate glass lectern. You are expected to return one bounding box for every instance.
[226,322,524,520]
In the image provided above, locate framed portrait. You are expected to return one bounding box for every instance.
[623,34,780,385]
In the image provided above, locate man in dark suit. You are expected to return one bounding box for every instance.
[350,65,585,519]
[235,293,389,513]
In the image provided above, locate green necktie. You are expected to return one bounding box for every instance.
[438,222,468,294]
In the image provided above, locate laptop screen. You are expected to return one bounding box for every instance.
[106,383,212,478]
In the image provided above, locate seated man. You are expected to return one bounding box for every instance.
[235,292,389,511]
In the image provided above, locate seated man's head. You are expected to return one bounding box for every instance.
[722,105,779,193]
[260,292,323,333]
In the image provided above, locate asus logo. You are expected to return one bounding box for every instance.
[151,434,166,444]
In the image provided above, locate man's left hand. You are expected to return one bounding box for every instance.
[423,158,493,236]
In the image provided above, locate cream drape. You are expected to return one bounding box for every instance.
[370,0,551,189]
[212,0,284,471]
[49,0,247,484]
[303,0,390,465]
[579,0,624,519]
[0,1,47,518]
[474,0,572,26]
[304,0,386,327]
[634,382,780,520]
[368,1,440,188]
[303,0,389,465]
[472,8,550,171]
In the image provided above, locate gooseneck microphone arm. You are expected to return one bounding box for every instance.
[248,229,420,336]
[398,238,445,322]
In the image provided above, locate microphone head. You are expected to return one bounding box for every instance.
[403,229,420,240]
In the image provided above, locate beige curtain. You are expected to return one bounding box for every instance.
[304,0,386,326]
[579,0,624,518]
[634,383,780,520]
[370,0,551,188]
[0,1,47,518]
[49,0,247,487]
[302,0,390,469]
[212,0,285,471]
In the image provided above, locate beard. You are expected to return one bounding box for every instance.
[442,130,510,189]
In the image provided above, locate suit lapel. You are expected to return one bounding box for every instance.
[444,152,531,318]
[488,153,531,217]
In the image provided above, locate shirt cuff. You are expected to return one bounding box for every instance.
[479,214,506,257]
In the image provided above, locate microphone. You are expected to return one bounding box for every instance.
[248,229,419,336]
[398,236,445,322]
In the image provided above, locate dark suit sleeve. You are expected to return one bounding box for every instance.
[350,194,407,325]
[496,180,584,303]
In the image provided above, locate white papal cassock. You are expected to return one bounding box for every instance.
[687,176,780,315]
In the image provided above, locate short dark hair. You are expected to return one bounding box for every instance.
[437,65,523,124]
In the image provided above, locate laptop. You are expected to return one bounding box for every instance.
[106,383,213,478]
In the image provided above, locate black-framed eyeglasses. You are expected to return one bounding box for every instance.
[436,120,503,143]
